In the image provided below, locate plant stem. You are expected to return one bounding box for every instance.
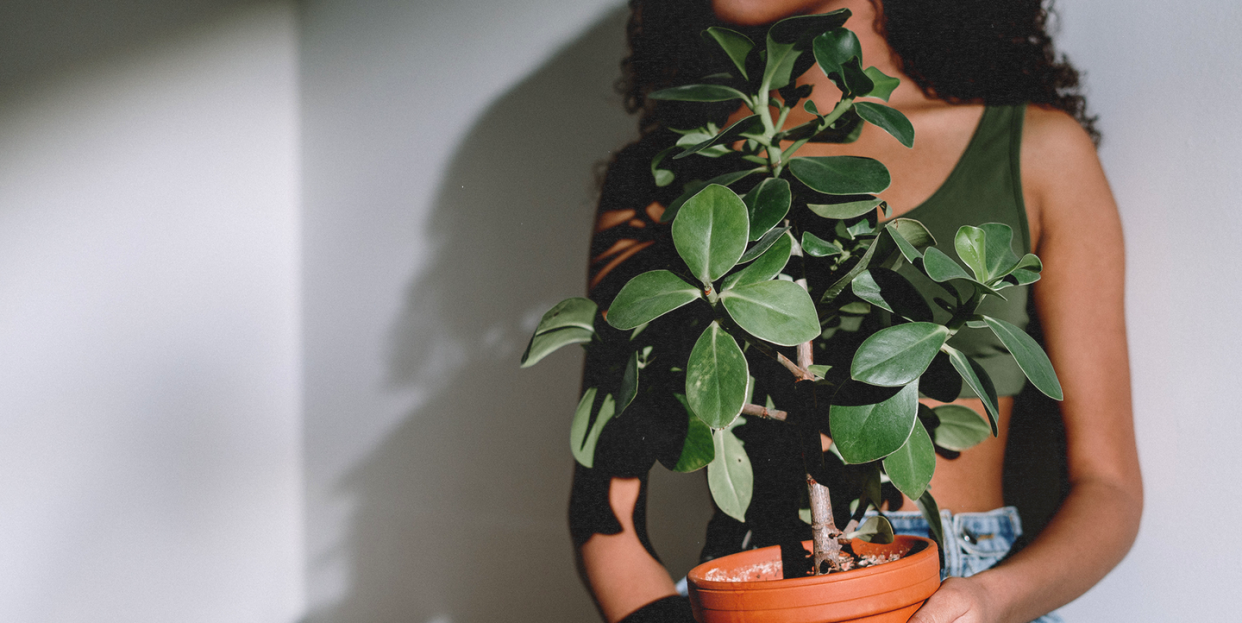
[741,403,788,421]
[808,475,842,574]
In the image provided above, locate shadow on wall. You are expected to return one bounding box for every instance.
[303,7,709,623]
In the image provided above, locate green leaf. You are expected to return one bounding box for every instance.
[617,351,640,414]
[649,84,748,102]
[806,195,883,219]
[686,323,749,429]
[672,394,715,472]
[922,247,973,283]
[801,231,843,257]
[660,180,709,223]
[788,156,891,195]
[914,490,945,566]
[850,268,933,322]
[742,177,791,241]
[943,345,1000,435]
[606,270,701,330]
[673,184,750,284]
[821,228,883,302]
[723,232,791,291]
[830,381,920,464]
[862,66,900,101]
[762,10,851,90]
[983,316,1063,400]
[851,323,950,387]
[570,389,616,468]
[954,224,1019,283]
[932,405,991,451]
[704,27,754,80]
[520,326,593,368]
[887,219,936,262]
[855,102,914,148]
[839,58,874,97]
[738,225,792,264]
[534,297,597,335]
[812,28,862,81]
[807,364,832,378]
[846,515,895,544]
[719,280,820,346]
[674,115,764,160]
[883,420,936,500]
[651,146,675,187]
[999,253,1043,287]
[708,424,753,521]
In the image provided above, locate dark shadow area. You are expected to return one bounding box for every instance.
[302,6,710,622]
[0,0,264,94]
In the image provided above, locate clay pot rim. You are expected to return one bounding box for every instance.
[687,535,936,592]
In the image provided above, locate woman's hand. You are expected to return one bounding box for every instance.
[909,576,998,623]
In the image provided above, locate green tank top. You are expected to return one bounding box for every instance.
[896,104,1032,398]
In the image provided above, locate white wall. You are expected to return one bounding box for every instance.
[1055,1,1242,620]
[0,2,302,621]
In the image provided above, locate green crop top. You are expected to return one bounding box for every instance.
[896,104,1032,398]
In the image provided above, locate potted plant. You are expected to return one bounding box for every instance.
[522,8,1061,622]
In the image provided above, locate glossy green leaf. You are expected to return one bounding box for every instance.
[801,231,843,257]
[617,351,640,414]
[534,297,597,335]
[719,280,820,346]
[606,270,701,330]
[943,345,1000,435]
[660,180,709,223]
[955,224,1019,283]
[830,381,920,464]
[812,28,862,80]
[850,268,933,322]
[931,405,991,451]
[520,326,593,368]
[763,10,851,90]
[998,253,1043,287]
[821,228,882,302]
[855,102,914,148]
[675,115,764,160]
[983,315,1063,400]
[887,219,936,262]
[723,233,791,291]
[704,27,754,80]
[672,394,715,472]
[649,84,748,102]
[883,420,936,500]
[839,58,875,97]
[570,389,616,468]
[807,364,832,379]
[686,323,749,429]
[851,323,950,387]
[708,423,753,521]
[846,515,895,544]
[651,146,675,187]
[788,156,891,195]
[673,184,750,284]
[922,247,973,283]
[914,490,945,565]
[862,66,900,101]
[742,177,791,241]
[806,195,883,219]
[738,225,792,264]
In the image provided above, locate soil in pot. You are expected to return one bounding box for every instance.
[687,536,940,623]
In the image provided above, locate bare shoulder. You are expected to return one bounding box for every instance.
[1019,105,1115,251]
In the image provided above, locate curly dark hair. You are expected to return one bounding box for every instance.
[620,0,1099,144]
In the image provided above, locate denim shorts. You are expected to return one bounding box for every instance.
[878,506,1065,623]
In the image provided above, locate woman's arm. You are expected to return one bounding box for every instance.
[911,106,1144,623]
[574,474,682,622]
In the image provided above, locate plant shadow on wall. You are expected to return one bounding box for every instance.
[302,7,711,623]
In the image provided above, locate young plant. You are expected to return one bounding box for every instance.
[522,8,1061,575]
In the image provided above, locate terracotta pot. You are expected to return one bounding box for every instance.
[687,535,940,623]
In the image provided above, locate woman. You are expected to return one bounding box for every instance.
[571,1,1142,622]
